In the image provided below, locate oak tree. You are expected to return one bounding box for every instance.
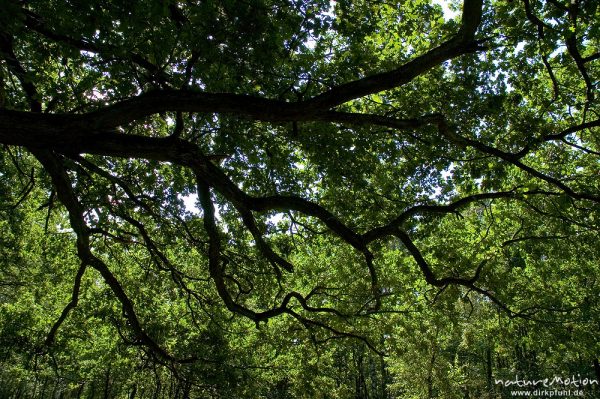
[0,0,599,396]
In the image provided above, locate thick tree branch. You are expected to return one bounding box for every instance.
[0,0,591,346]
[305,0,484,109]
[0,1,485,141]
[196,177,382,350]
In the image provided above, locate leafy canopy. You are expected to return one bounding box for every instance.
[0,0,599,396]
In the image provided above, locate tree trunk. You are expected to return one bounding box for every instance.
[51,378,59,399]
[182,381,191,399]
[39,376,48,399]
[129,384,137,399]
[427,349,436,399]
[88,381,96,399]
[486,347,493,394]
[103,367,111,399]
[14,383,23,399]
[76,382,85,399]
[153,371,162,399]
[379,351,387,399]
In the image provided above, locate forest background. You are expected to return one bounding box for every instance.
[0,0,599,397]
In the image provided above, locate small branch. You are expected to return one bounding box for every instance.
[542,119,600,141]
[582,52,600,63]
[31,148,189,363]
[170,111,184,138]
[0,31,42,112]
[394,228,513,313]
[502,234,570,247]
[564,1,595,104]
[21,8,169,86]
[45,263,87,347]
[362,190,535,243]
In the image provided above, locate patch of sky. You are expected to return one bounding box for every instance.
[181,193,200,215]
[431,0,460,21]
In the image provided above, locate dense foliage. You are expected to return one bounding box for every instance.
[1,0,599,397]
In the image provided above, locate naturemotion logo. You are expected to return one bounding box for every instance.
[495,375,598,397]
